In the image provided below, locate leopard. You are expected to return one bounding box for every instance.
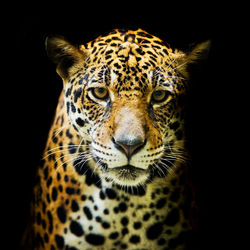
[22,28,210,249]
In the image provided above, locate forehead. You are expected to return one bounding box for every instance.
[83,29,184,92]
[85,29,175,68]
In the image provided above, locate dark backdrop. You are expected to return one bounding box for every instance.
[7,9,237,249]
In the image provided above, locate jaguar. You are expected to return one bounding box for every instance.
[22,28,210,249]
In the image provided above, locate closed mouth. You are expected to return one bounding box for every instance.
[110,164,147,180]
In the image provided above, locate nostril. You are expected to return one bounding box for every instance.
[112,137,124,152]
[112,136,146,159]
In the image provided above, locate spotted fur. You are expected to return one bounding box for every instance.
[22,29,210,249]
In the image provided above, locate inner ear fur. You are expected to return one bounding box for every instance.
[45,36,88,80]
[170,40,211,78]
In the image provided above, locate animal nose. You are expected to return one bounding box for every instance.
[112,137,146,160]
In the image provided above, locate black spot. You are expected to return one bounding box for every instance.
[163,187,169,194]
[74,158,88,175]
[44,232,48,243]
[133,221,142,229]
[121,243,128,249]
[81,195,87,201]
[55,234,64,248]
[119,202,127,212]
[57,205,66,223]
[42,202,46,214]
[83,73,89,81]
[163,49,169,55]
[76,117,85,127]
[52,133,58,143]
[99,190,106,200]
[121,216,129,226]
[114,62,122,69]
[66,101,70,113]
[74,88,82,103]
[51,187,58,201]
[66,187,75,195]
[85,171,102,188]
[156,198,167,209]
[68,142,77,154]
[117,184,146,196]
[43,166,48,180]
[70,220,84,236]
[65,85,73,97]
[165,208,180,226]
[64,175,69,182]
[129,235,140,244]
[175,130,183,140]
[47,210,53,233]
[146,222,163,240]
[96,216,102,222]
[169,121,180,130]
[67,247,78,250]
[143,212,150,221]
[57,172,61,181]
[109,232,119,239]
[106,188,117,199]
[102,221,110,229]
[85,233,105,246]
[46,177,52,187]
[71,200,79,212]
[103,208,109,215]
[105,49,114,55]
[122,227,129,235]
[66,129,73,139]
[71,102,76,113]
[166,229,172,235]
[73,159,102,188]
[113,207,119,214]
[41,219,46,229]
[83,206,93,220]
[157,238,166,245]
[71,178,77,184]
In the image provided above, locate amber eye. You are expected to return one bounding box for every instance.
[92,87,109,100]
[151,90,170,103]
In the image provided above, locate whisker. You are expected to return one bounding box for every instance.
[152,162,165,177]
[54,151,91,164]
[52,125,68,138]
[46,142,91,152]
[43,144,92,158]
[158,159,175,176]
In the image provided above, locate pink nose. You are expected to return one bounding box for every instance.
[112,137,146,160]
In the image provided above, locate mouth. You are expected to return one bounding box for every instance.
[110,164,146,180]
[99,162,149,186]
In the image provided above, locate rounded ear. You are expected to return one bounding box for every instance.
[170,40,211,78]
[45,36,88,80]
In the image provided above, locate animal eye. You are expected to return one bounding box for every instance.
[92,87,109,100]
[151,90,171,103]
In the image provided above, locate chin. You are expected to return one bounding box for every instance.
[103,165,150,187]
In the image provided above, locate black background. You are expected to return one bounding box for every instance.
[5,6,240,249]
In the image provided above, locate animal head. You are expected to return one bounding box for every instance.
[46,29,210,187]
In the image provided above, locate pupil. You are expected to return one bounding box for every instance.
[155,91,163,96]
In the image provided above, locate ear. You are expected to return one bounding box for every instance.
[45,36,88,80]
[171,40,211,78]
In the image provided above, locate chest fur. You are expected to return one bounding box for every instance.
[34,159,193,249]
